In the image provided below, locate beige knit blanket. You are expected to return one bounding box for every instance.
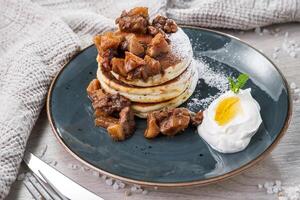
[0,0,299,198]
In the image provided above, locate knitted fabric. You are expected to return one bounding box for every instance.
[167,0,300,29]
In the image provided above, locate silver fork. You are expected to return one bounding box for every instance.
[23,172,69,200]
[23,152,103,200]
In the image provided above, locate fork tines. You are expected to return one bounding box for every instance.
[23,172,64,200]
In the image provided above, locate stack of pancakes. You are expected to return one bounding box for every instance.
[97,29,198,118]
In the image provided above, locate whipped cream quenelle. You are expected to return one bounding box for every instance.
[198,88,262,153]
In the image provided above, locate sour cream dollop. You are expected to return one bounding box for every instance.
[198,88,262,153]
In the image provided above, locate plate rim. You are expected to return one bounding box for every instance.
[46,26,293,188]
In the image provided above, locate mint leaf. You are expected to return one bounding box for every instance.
[236,74,249,89]
[228,73,249,94]
[228,77,235,92]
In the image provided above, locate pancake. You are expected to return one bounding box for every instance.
[109,28,193,87]
[97,62,193,103]
[132,66,198,118]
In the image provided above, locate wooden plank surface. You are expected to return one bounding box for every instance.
[6,22,300,200]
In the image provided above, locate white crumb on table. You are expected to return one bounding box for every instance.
[112,182,120,190]
[92,170,100,177]
[105,178,114,186]
[258,180,300,200]
[290,82,296,89]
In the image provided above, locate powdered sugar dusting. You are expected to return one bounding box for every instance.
[188,93,221,110]
[187,59,229,110]
[169,28,193,60]
[196,59,228,92]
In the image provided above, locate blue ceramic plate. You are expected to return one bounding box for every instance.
[47,27,292,187]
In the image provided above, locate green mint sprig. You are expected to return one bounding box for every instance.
[228,73,249,94]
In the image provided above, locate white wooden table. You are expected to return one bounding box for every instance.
[6,23,300,200]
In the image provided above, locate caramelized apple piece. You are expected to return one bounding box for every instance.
[95,115,118,128]
[94,32,121,72]
[93,35,102,53]
[100,32,122,51]
[144,108,191,139]
[124,51,146,73]
[111,57,127,77]
[135,34,153,45]
[94,109,108,117]
[94,108,119,128]
[129,55,161,81]
[115,31,153,45]
[144,55,161,76]
[127,7,148,17]
[93,32,122,53]
[106,107,135,141]
[107,124,125,141]
[190,111,204,126]
[164,19,178,33]
[160,108,190,136]
[147,25,159,36]
[119,40,128,52]
[127,66,148,80]
[89,89,106,102]
[86,79,101,96]
[115,7,149,34]
[126,34,145,56]
[146,33,169,57]
[152,15,178,33]
[144,113,160,139]
[99,49,117,71]
[92,93,131,115]
[119,106,135,138]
